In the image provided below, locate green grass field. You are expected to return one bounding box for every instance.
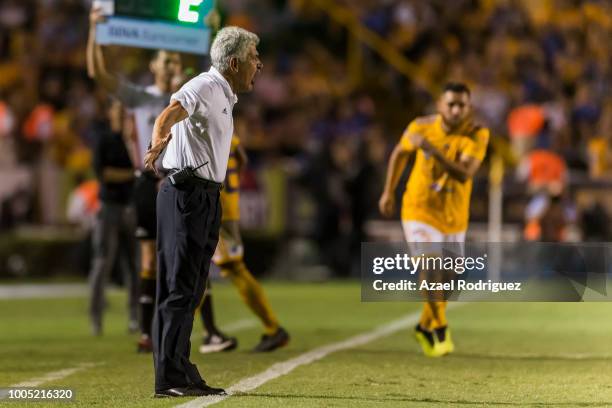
[2,281,612,407]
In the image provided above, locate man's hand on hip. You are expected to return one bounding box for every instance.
[144,133,172,175]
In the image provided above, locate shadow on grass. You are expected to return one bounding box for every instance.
[450,352,612,362]
[232,392,612,406]
[351,349,612,362]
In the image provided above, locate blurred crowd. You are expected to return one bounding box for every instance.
[0,0,611,274]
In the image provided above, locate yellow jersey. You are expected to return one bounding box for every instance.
[587,136,608,178]
[221,136,241,221]
[400,115,489,233]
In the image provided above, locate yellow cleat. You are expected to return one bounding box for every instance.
[414,325,446,357]
[445,329,455,354]
[435,327,455,356]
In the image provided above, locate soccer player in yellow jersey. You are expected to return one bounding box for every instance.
[379,83,489,357]
[198,135,289,353]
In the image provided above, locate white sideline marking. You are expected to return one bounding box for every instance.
[221,318,258,333]
[462,352,612,360]
[0,284,89,299]
[176,306,460,408]
[190,318,258,341]
[10,362,99,387]
[0,284,131,300]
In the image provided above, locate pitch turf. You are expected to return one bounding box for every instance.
[1,281,612,407]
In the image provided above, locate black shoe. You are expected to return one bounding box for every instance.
[253,327,290,352]
[154,385,211,398]
[193,380,227,396]
[137,335,153,353]
[199,333,238,354]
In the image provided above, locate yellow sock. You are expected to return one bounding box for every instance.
[429,301,448,330]
[419,303,434,330]
[140,268,155,280]
[224,261,280,335]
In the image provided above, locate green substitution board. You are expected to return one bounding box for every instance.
[114,0,214,24]
[96,0,215,54]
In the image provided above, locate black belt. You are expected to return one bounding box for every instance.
[169,169,223,191]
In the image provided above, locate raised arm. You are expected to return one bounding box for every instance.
[379,143,413,218]
[86,7,119,93]
[144,100,188,173]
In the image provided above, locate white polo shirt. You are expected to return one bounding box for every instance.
[163,67,238,183]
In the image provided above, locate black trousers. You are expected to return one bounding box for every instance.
[153,178,221,391]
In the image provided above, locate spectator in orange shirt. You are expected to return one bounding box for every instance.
[517,148,569,241]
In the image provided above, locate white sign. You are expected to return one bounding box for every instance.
[96,17,211,55]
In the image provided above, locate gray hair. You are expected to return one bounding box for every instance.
[210,27,259,73]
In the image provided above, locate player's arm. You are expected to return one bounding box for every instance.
[144,100,188,173]
[235,143,248,172]
[86,7,119,93]
[379,142,413,218]
[425,144,481,182]
[411,127,487,183]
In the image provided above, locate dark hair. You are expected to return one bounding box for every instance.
[150,50,163,62]
[150,49,178,62]
[443,82,471,96]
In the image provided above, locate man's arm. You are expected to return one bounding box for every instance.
[144,100,188,173]
[426,144,481,183]
[378,143,413,218]
[86,7,119,93]
[409,132,481,183]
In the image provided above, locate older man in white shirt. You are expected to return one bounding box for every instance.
[144,26,262,398]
